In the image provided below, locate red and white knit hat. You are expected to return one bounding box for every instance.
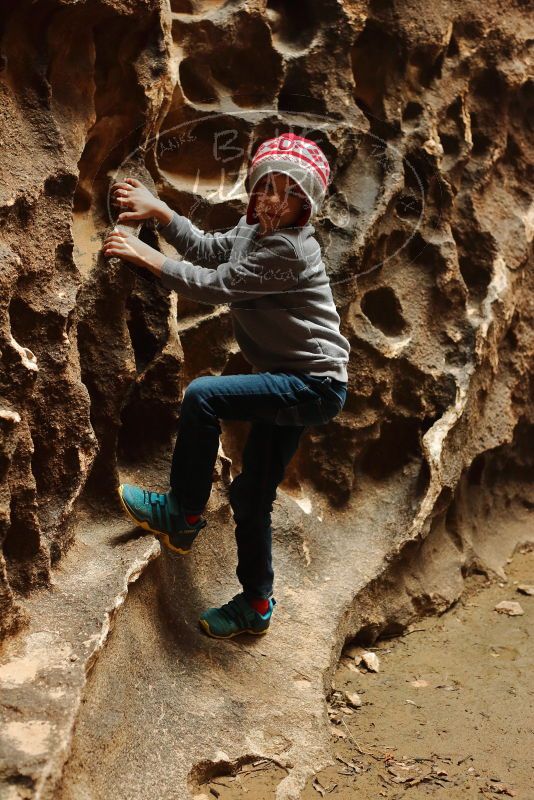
[245,133,331,227]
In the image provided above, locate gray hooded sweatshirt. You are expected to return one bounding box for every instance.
[156,211,351,383]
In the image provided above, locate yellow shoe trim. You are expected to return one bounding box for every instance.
[198,618,269,639]
[117,484,193,555]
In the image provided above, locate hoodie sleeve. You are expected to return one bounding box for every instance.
[158,234,302,306]
[156,210,240,268]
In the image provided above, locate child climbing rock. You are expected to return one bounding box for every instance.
[102,133,350,639]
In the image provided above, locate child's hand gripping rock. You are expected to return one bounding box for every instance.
[102,228,165,274]
[105,177,171,278]
[110,177,172,225]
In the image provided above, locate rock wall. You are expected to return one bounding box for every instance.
[0,0,532,701]
[1,0,533,627]
[0,0,533,796]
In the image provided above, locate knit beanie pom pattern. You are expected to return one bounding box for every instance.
[245,133,331,227]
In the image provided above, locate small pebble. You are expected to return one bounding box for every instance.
[362,651,380,672]
[494,600,524,616]
[343,691,362,708]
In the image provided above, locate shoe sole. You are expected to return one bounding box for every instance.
[198,618,270,639]
[117,484,195,555]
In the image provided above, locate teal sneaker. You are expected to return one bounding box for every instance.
[118,483,207,554]
[198,592,276,639]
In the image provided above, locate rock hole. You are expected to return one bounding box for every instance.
[452,18,485,40]
[125,291,163,374]
[407,234,447,274]
[171,0,227,11]
[471,127,492,157]
[502,133,522,165]
[350,20,402,118]
[118,228,178,461]
[8,296,31,350]
[508,80,533,138]
[446,34,459,58]
[472,67,505,103]
[468,70,506,158]
[402,101,424,121]
[278,66,327,115]
[157,114,248,189]
[170,0,194,11]
[205,24,283,108]
[444,493,459,532]
[384,229,409,257]
[379,620,406,638]
[439,132,460,156]
[118,364,181,463]
[467,453,485,486]
[459,254,492,298]
[370,0,395,11]
[189,755,289,798]
[44,172,77,198]
[179,57,218,104]
[361,286,407,336]
[408,46,445,88]
[395,192,422,219]
[414,458,431,498]
[349,624,381,647]
[266,0,318,51]
[360,416,421,480]
[504,317,518,348]
[445,96,462,121]
[369,385,384,409]
[403,149,430,193]
[73,184,91,213]
[451,226,495,301]
[392,378,423,414]
[3,495,45,592]
[432,485,453,517]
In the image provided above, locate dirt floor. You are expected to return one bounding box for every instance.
[198,542,534,800]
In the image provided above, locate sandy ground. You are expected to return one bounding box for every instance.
[198,542,534,799]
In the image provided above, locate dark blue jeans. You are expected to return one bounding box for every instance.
[170,370,348,601]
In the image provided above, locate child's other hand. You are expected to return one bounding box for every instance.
[111,177,168,223]
[102,228,166,274]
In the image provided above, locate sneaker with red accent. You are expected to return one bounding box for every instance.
[198,592,276,639]
[117,483,207,554]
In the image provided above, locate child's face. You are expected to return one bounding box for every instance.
[252,172,306,232]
